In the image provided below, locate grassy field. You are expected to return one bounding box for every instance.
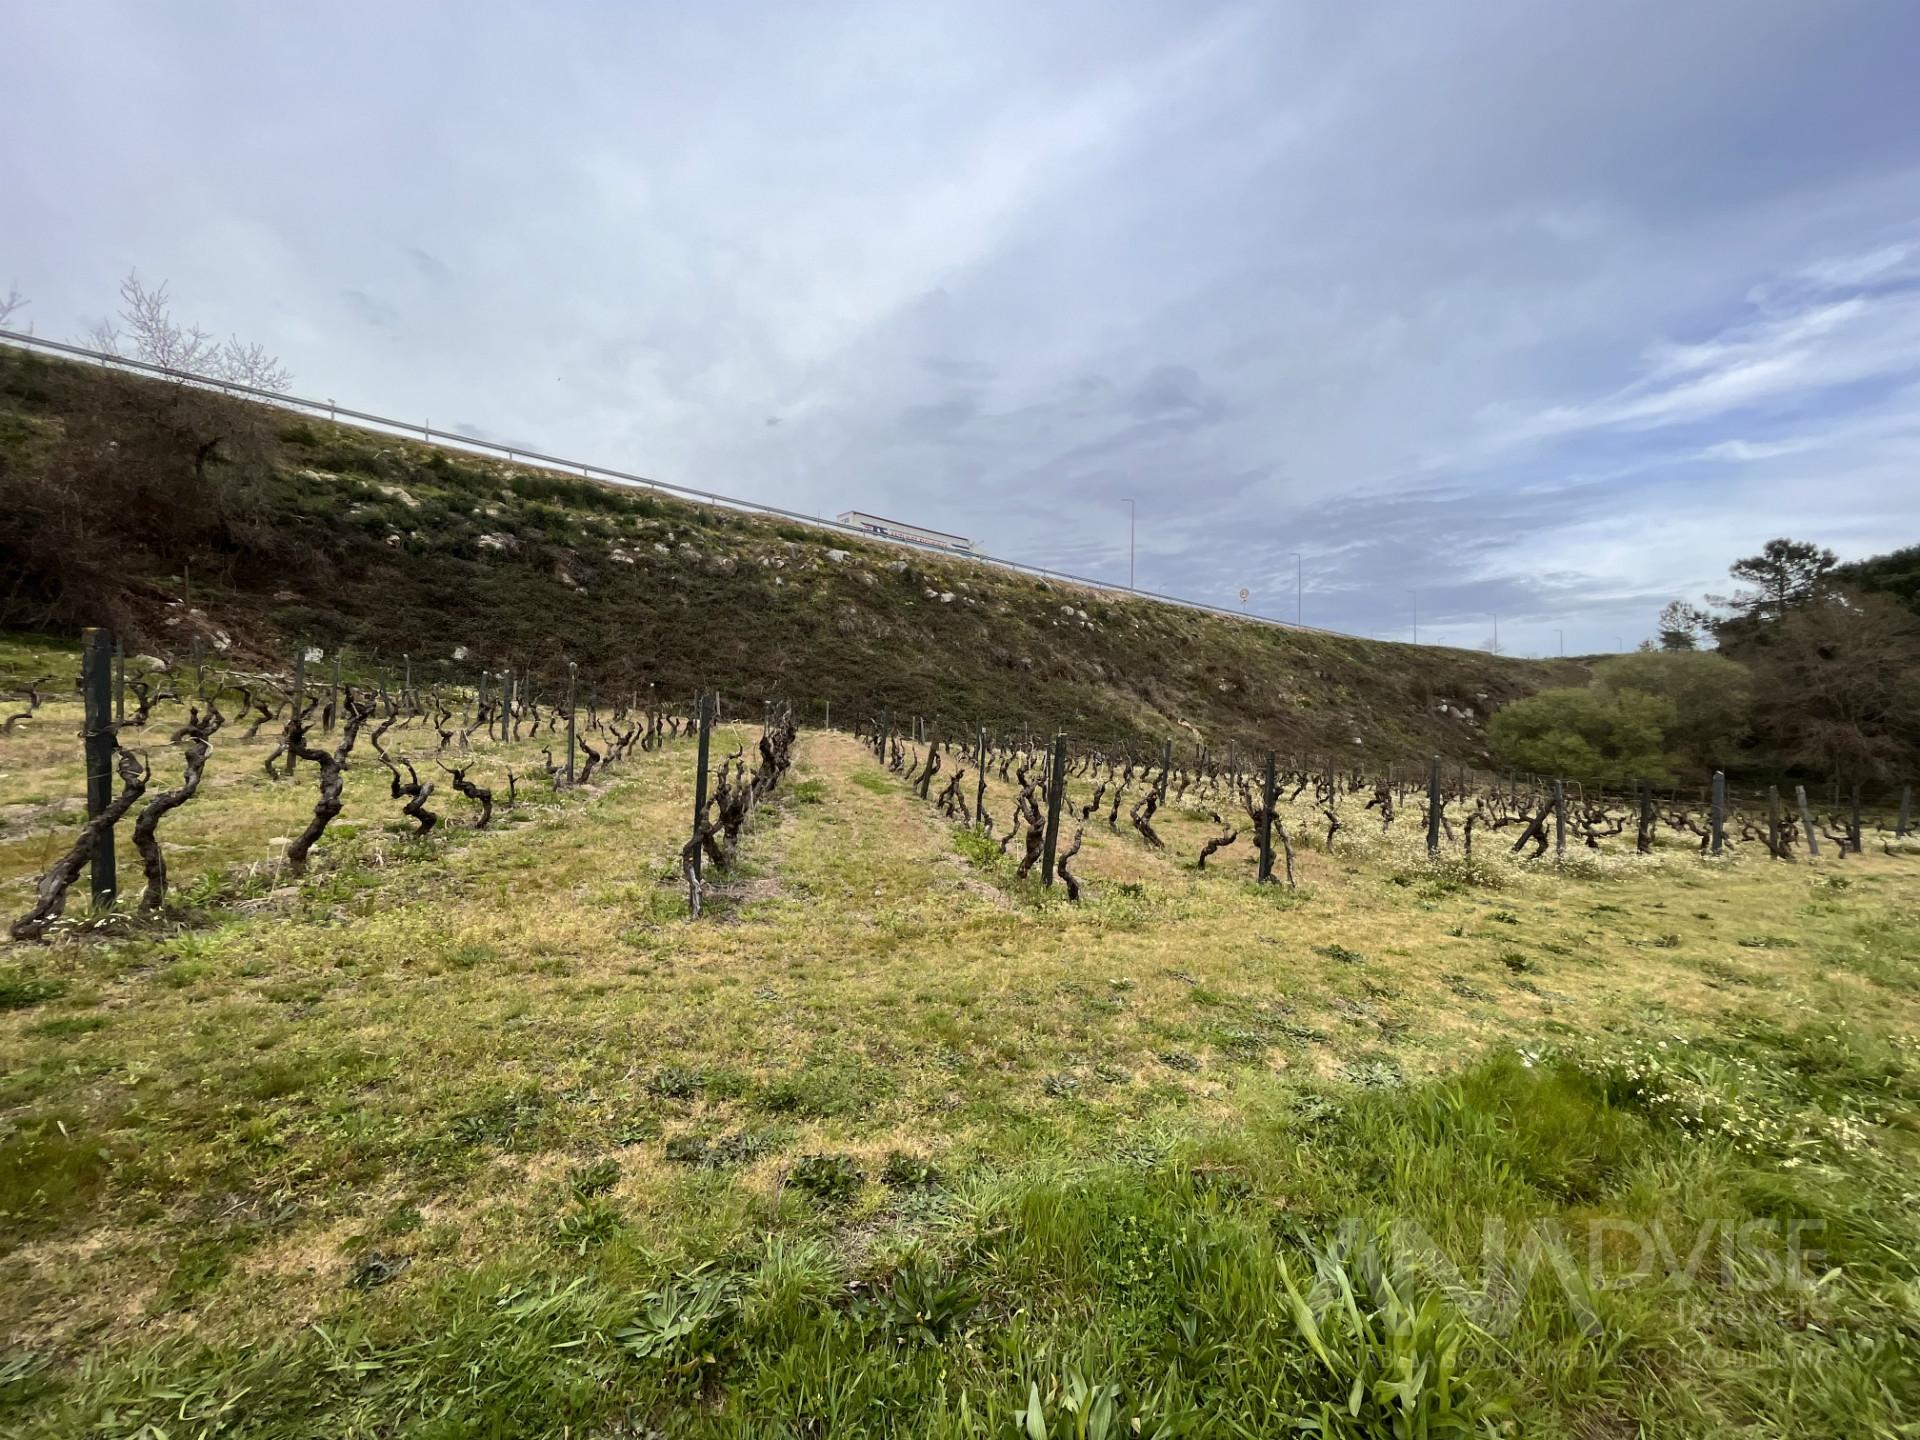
[3,653,1919,1435]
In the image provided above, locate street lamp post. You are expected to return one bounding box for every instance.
[1122,498,1135,590]
[1555,628,1564,657]
[1490,615,1500,656]
[1285,552,1302,626]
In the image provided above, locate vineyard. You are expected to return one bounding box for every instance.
[3,621,1919,1437]
[5,627,1908,943]
[1,634,803,941]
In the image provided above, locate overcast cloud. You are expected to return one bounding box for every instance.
[6,1,1919,653]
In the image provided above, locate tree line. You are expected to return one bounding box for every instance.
[1490,539,1919,791]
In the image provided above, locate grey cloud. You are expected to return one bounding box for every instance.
[896,395,980,438]
[340,288,398,329]
[1125,364,1221,422]
[407,247,451,282]
[920,356,996,382]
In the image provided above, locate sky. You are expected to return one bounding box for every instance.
[6,1,1920,655]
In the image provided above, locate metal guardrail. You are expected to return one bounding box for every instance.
[0,326,1392,644]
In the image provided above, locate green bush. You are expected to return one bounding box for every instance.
[1487,685,1675,786]
[1592,650,1753,771]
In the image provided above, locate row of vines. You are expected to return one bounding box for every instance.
[862,716,1916,904]
[3,630,1914,941]
[3,631,798,942]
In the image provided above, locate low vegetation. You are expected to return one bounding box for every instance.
[2,658,1917,1435]
[1490,541,1919,798]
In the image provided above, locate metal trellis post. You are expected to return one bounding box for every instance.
[1796,784,1819,858]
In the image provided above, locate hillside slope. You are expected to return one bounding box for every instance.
[0,346,1579,757]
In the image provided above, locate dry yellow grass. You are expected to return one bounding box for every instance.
[4,718,1916,1365]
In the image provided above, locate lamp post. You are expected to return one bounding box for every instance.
[1122,498,1135,590]
[1285,552,1302,626]
[1555,628,1564,657]
[1490,615,1500,656]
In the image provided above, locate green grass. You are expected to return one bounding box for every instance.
[1,719,1918,1436]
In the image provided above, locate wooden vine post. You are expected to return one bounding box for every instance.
[1425,754,1441,855]
[1552,779,1567,860]
[688,692,715,915]
[1709,771,1726,855]
[565,661,578,784]
[975,724,988,829]
[1767,785,1784,859]
[289,646,307,776]
[327,656,342,734]
[1257,750,1278,883]
[1897,784,1912,839]
[81,627,117,909]
[1039,732,1068,886]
